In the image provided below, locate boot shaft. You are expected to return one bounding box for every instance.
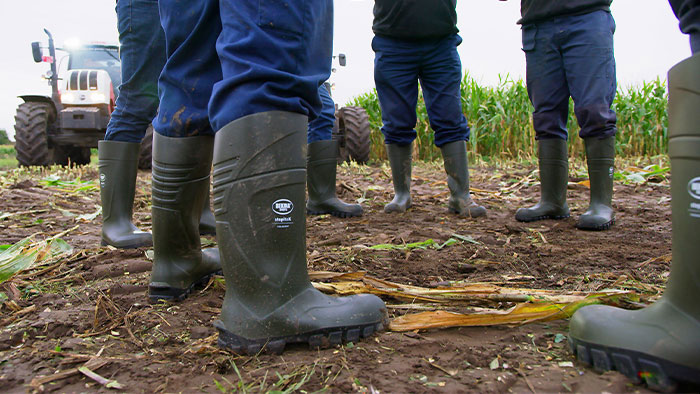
[584,136,615,205]
[440,141,469,196]
[98,141,141,222]
[307,139,339,201]
[537,138,569,205]
[667,52,700,315]
[386,143,412,193]
[213,112,310,318]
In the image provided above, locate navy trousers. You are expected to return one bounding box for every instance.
[522,10,617,141]
[307,84,335,143]
[373,34,469,148]
[104,0,166,142]
[154,0,333,138]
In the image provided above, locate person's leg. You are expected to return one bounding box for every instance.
[306,85,363,217]
[148,0,222,302]
[569,51,700,391]
[563,11,617,230]
[516,20,572,222]
[373,36,420,213]
[669,0,700,54]
[419,34,485,218]
[99,0,165,249]
[209,0,387,354]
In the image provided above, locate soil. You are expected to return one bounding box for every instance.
[0,160,673,393]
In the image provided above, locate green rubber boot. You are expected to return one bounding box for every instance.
[577,136,615,230]
[306,140,363,218]
[98,141,152,249]
[148,132,221,303]
[212,112,387,355]
[384,143,412,213]
[515,138,570,222]
[199,190,217,235]
[440,141,486,218]
[569,53,700,390]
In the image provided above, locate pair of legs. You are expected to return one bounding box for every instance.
[150,0,386,354]
[306,85,363,217]
[568,4,700,388]
[373,34,485,217]
[517,10,617,231]
[98,0,214,250]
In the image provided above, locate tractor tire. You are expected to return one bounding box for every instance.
[336,106,371,164]
[14,102,54,167]
[138,126,154,170]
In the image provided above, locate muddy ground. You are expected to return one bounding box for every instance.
[0,158,673,393]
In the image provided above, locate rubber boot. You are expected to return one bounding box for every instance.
[98,141,152,249]
[199,190,217,235]
[148,132,222,303]
[306,140,363,218]
[569,53,700,390]
[440,141,486,218]
[211,111,387,355]
[515,138,570,222]
[384,143,412,213]
[576,136,615,230]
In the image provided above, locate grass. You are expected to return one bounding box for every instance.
[349,74,669,162]
[0,144,16,169]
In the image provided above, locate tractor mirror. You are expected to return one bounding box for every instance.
[31,42,42,63]
[338,53,347,67]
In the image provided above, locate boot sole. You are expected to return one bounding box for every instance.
[148,270,222,303]
[307,209,362,218]
[569,336,700,391]
[215,320,384,355]
[100,239,152,249]
[576,218,614,231]
[515,213,570,223]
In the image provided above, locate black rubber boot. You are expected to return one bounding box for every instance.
[98,141,152,249]
[199,190,217,235]
[440,141,486,218]
[577,136,615,230]
[384,143,412,213]
[212,111,387,355]
[306,140,363,218]
[515,138,570,222]
[569,53,700,390]
[148,132,222,303]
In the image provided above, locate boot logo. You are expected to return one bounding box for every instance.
[689,177,700,200]
[272,199,294,215]
[99,173,106,188]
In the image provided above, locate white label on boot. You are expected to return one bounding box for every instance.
[100,173,106,188]
[689,177,700,218]
[272,199,294,228]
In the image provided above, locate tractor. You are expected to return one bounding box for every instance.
[13,29,130,167]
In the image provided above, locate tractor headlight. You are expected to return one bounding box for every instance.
[61,92,75,103]
[90,93,106,102]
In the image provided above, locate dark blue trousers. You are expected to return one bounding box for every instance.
[522,10,617,141]
[154,0,333,138]
[307,84,335,143]
[373,34,469,148]
[105,0,165,143]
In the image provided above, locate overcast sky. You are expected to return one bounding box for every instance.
[0,0,692,139]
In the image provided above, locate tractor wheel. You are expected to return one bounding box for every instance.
[336,106,371,164]
[138,126,154,170]
[14,102,54,167]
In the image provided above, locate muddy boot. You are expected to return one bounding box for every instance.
[515,138,570,222]
[212,111,387,355]
[440,141,486,218]
[577,136,615,230]
[98,141,152,249]
[199,190,217,235]
[148,132,222,303]
[306,140,363,218]
[384,143,412,213]
[569,53,700,390]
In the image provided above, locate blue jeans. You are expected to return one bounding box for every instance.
[153,0,333,137]
[307,84,335,143]
[104,0,166,143]
[523,10,617,140]
[373,34,469,147]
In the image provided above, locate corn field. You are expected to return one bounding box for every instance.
[349,74,669,162]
